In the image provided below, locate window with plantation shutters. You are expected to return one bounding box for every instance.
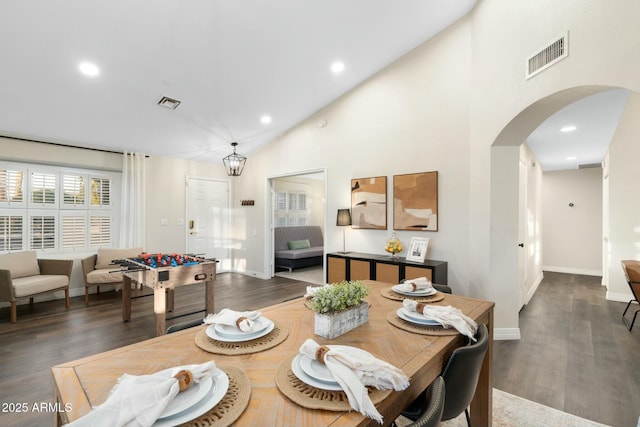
[30,214,56,250]
[31,172,57,207]
[0,169,25,206]
[0,215,24,251]
[62,174,86,207]
[61,214,86,249]
[91,177,111,207]
[90,216,111,247]
[275,191,308,228]
[0,161,119,255]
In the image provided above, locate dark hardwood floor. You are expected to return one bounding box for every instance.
[494,272,640,427]
[1,271,638,426]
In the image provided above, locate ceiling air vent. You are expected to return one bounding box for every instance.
[157,96,181,110]
[526,32,569,79]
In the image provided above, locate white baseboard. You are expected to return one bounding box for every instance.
[494,327,521,340]
[606,291,635,303]
[524,272,544,305]
[542,266,602,276]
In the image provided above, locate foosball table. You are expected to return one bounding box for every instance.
[116,253,217,336]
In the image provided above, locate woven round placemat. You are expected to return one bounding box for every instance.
[386,310,459,336]
[379,287,445,303]
[195,322,289,355]
[183,365,250,427]
[275,354,391,412]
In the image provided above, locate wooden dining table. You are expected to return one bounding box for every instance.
[51,280,494,427]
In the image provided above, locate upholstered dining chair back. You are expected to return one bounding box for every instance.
[440,323,489,426]
[401,376,445,427]
[620,260,640,330]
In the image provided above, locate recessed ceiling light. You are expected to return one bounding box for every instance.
[78,62,99,77]
[566,156,577,160]
[331,61,345,74]
[260,115,272,125]
[560,125,577,132]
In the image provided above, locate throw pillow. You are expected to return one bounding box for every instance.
[288,239,311,250]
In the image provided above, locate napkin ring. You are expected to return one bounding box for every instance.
[416,302,427,312]
[174,369,194,392]
[410,283,417,291]
[236,316,248,328]
[315,346,330,364]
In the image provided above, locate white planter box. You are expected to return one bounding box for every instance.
[314,302,369,339]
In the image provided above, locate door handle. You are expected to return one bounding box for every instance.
[189,220,195,230]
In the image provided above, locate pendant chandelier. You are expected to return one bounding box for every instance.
[222,142,247,176]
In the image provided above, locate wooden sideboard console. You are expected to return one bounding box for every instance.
[326,252,448,285]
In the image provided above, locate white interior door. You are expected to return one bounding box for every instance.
[518,160,528,310]
[186,178,230,272]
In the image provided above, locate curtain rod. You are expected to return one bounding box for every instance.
[1,134,130,155]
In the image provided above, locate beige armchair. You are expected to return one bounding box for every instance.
[81,247,142,304]
[0,250,73,323]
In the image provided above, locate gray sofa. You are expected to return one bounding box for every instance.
[274,226,324,271]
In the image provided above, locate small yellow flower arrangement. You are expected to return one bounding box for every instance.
[385,233,403,257]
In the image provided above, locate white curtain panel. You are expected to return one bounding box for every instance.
[120,152,146,247]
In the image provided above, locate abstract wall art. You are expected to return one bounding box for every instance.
[350,176,387,229]
[393,171,438,231]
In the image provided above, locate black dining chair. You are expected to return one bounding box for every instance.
[401,324,489,427]
[393,376,446,427]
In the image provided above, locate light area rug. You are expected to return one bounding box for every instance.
[395,388,611,427]
[275,265,324,285]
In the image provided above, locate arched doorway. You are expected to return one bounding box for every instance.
[489,85,627,334]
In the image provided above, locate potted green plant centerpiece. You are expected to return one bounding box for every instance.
[310,280,370,339]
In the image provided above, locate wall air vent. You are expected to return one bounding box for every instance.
[526,32,569,79]
[578,162,602,169]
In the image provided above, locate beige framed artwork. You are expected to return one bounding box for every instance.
[351,176,387,229]
[393,171,438,231]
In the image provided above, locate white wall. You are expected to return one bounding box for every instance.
[606,91,640,302]
[235,15,473,286]
[6,1,640,335]
[145,155,229,254]
[542,168,603,275]
[228,0,640,337]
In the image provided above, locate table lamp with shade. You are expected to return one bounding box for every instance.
[336,208,352,254]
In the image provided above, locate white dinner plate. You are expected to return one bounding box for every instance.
[391,284,437,297]
[291,354,342,391]
[214,316,270,337]
[206,318,274,342]
[298,345,373,385]
[153,367,229,427]
[155,366,214,419]
[397,308,442,326]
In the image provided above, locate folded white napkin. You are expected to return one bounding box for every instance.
[403,300,478,341]
[65,361,217,427]
[396,277,433,292]
[299,338,409,424]
[204,308,262,332]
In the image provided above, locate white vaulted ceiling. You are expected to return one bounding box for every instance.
[0,0,476,163]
